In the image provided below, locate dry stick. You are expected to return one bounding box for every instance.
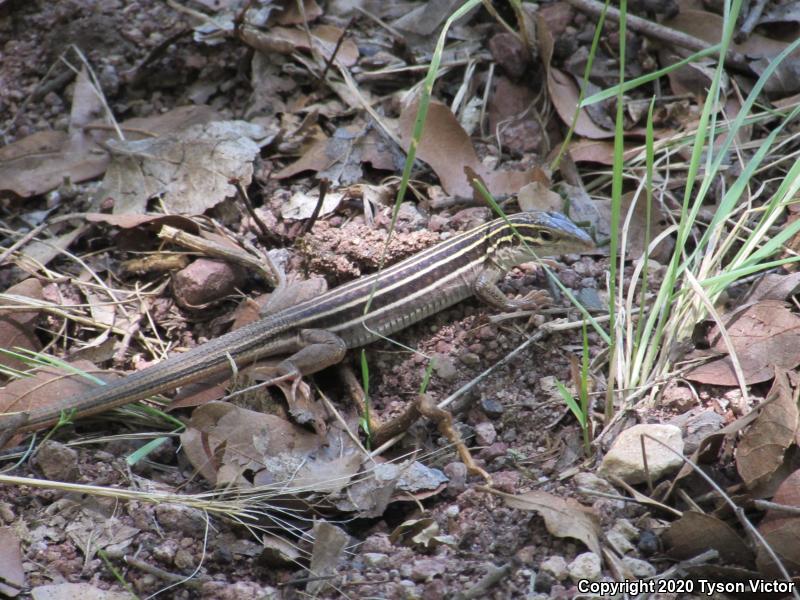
[566,0,753,73]
[736,0,769,42]
[302,178,329,235]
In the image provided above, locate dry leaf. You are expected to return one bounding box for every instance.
[84,212,200,234]
[397,99,543,198]
[756,468,800,576]
[180,402,362,490]
[0,279,43,373]
[96,120,273,215]
[537,15,613,139]
[737,370,799,489]
[663,511,754,567]
[490,488,601,555]
[686,300,800,386]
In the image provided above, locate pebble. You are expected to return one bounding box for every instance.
[443,462,467,495]
[622,556,656,578]
[480,397,504,418]
[540,555,569,581]
[568,551,602,583]
[474,422,497,446]
[363,553,389,568]
[35,441,79,482]
[598,424,684,484]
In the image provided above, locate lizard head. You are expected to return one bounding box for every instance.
[489,211,594,268]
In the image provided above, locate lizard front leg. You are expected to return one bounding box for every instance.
[248,329,347,434]
[473,269,552,312]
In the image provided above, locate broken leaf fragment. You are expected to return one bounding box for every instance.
[96,120,274,215]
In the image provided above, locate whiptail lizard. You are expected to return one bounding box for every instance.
[0,211,593,433]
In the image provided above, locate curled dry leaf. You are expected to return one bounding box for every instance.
[240,24,358,67]
[686,300,800,386]
[487,488,601,555]
[736,370,799,489]
[96,120,274,215]
[84,213,201,234]
[663,511,754,567]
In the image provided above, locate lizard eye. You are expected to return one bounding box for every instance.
[540,230,554,242]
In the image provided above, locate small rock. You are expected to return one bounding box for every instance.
[478,442,507,461]
[491,470,520,493]
[515,545,537,565]
[568,552,602,584]
[361,533,392,554]
[480,397,504,418]
[174,548,195,570]
[540,555,569,581]
[606,530,636,555]
[573,471,616,496]
[431,353,458,382]
[422,578,446,600]
[622,556,656,578]
[152,539,178,565]
[363,553,389,568]
[474,422,497,446]
[173,258,244,307]
[399,578,421,600]
[612,518,640,541]
[35,440,79,482]
[444,505,460,519]
[410,558,445,582]
[638,530,660,556]
[488,32,530,78]
[155,503,208,536]
[443,462,467,495]
[459,352,481,366]
[598,424,684,484]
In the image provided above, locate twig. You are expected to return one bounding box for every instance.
[302,178,329,235]
[736,0,769,42]
[566,0,753,73]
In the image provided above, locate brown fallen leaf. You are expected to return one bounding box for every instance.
[756,468,800,576]
[664,9,800,97]
[180,402,362,491]
[737,369,799,488]
[239,24,358,67]
[537,14,613,139]
[685,300,800,386]
[485,487,601,555]
[663,511,754,567]
[0,279,43,373]
[397,99,544,198]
